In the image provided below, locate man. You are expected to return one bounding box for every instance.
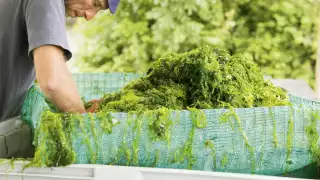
[0,0,120,158]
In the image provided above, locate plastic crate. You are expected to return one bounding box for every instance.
[20,73,320,177]
[1,162,315,180]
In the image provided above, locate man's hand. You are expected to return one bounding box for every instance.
[85,99,101,113]
[33,45,86,113]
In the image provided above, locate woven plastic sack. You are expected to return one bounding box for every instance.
[20,73,320,176]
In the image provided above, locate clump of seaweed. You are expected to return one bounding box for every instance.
[31,111,76,167]
[92,46,289,113]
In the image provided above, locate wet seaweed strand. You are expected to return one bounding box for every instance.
[220,107,255,173]
[306,110,320,165]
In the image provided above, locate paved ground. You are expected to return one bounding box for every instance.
[270,79,317,100]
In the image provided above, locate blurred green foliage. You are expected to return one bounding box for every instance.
[72,0,320,87]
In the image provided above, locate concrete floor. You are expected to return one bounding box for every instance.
[270,79,317,100]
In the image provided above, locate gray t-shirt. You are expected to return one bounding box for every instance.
[0,0,72,122]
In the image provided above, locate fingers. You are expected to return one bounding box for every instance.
[85,99,101,113]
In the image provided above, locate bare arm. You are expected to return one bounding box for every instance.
[33,45,86,113]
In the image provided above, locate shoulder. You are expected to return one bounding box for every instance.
[23,0,72,61]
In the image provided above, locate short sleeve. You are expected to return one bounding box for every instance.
[24,0,72,61]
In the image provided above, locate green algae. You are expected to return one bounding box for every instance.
[23,109,119,168]
[188,108,207,128]
[152,150,160,167]
[269,108,278,148]
[16,45,294,170]
[88,113,99,163]
[131,112,143,165]
[172,125,196,169]
[94,46,289,113]
[306,110,320,165]
[33,111,76,167]
[81,46,288,171]
[146,108,173,141]
[221,152,228,168]
[205,140,217,170]
[285,107,294,173]
[171,109,207,169]
[116,118,131,166]
[220,108,256,174]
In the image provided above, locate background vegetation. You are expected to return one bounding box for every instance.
[72,0,320,87]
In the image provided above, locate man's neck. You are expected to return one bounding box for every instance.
[94,0,108,9]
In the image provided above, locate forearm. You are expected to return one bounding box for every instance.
[33,45,86,113]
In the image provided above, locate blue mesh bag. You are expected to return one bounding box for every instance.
[20,73,320,176]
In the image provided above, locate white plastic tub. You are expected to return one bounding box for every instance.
[0,162,314,180]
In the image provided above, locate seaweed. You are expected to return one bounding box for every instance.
[92,46,289,113]
[31,111,76,167]
[306,110,320,165]
[15,46,291,170]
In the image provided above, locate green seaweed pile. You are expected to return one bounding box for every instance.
[12,46,292,171]
[93,46,289,113]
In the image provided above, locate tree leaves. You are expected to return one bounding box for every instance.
[73,0,320,87]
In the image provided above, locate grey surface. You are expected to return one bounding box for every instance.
[270,79,317,100]
[0,117,34,158]
[0,136,6,158]
[0,0,72,122]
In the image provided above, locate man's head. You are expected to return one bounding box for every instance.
[65,0,120,21]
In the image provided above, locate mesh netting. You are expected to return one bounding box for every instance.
[20,73,320,176]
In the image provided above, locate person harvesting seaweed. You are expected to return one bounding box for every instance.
[0,0,120,159]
